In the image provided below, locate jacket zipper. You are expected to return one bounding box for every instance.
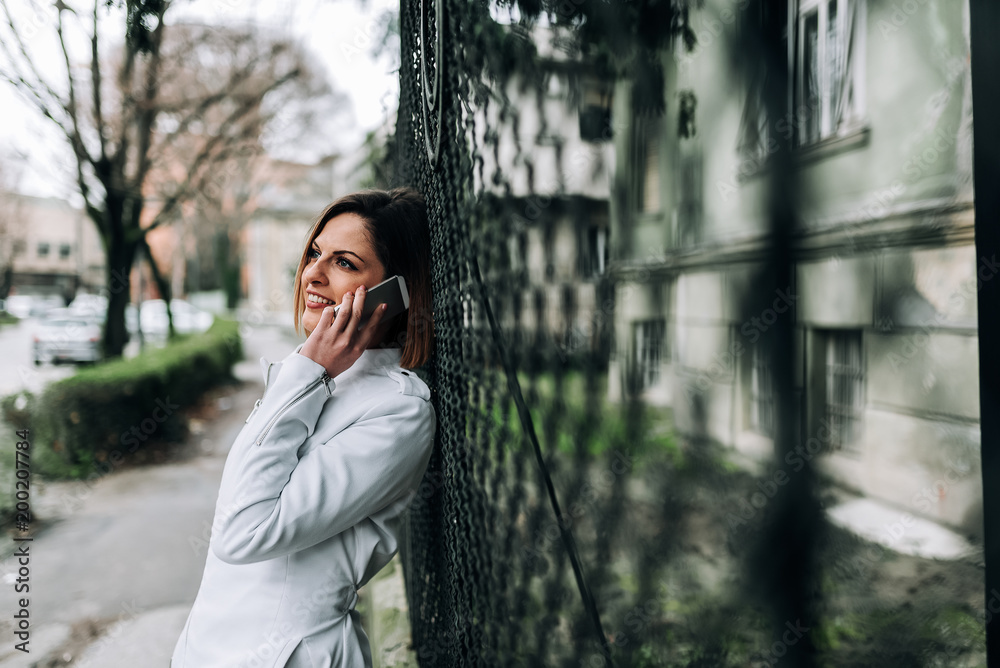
[244,398,262,424]
[245,361,278,424]
[253,372,332,446]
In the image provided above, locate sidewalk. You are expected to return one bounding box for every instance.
[0,322,418,667]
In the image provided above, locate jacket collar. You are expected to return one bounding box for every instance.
[288,343,403,376]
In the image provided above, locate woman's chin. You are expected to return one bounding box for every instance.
[302,311,319,336]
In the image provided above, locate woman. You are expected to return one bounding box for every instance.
[171,187,436,667]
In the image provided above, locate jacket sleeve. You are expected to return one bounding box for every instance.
[210,352,436,565]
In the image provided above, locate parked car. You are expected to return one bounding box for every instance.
[67,294,107,325]
[29,295,66,317]
[138,299,214,338]
[5,294,65,319]
[5,295,34,319]
[32,309,102,365]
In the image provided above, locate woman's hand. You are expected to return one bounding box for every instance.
[299,285,389,379]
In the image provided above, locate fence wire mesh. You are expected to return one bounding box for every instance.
[393,1,986,666]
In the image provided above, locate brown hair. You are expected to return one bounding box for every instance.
[292,187,434,369]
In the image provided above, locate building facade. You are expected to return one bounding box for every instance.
[478,25,616,364]
[608,0,980,535]
[0,192,105,301]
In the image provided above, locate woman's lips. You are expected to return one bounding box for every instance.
[305,294,335,309]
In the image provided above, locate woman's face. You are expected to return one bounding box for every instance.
[300,212,388,337]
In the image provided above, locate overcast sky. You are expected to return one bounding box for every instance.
[0,0,399,198]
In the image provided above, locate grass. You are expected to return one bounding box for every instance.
[0,412,16,526]
[440,366,987,666]
[472,367,680,468]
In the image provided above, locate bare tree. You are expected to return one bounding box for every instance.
[0,154,26,302]
[0,0,338,357]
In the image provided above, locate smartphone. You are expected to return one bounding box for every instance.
[332,275,409,322]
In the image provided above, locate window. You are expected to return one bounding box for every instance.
[824,329,864,453]
[738,0,864,156]
[59,243,71,259]
[675,148,702,247]
[37,242,50,258]
[642,131,661,213]
[795,0,864,146]
[579,224,607,278]
[507,230,527,275]
[579,78,613,142]
[750,344,776,437]
[542,224,555,279]
[634,116,662,214]
[632,319,666,391]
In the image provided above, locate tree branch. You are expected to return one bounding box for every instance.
[140,67,302,237]
[110,5,139,183]
[0,73,73,138]
[139,234,175,338]
[91,0,107,162]
[0,0,71,133]
[131,1,167,196]
[149,54,274,161]
[56,6,95,169]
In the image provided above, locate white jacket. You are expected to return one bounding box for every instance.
[171,346,436,668]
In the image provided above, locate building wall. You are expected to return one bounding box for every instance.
[608,0,981,535]
[0,192,105,298]
[245,211,311,318]
[476,32,615,364]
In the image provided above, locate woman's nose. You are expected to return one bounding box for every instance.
[303,258,326,284]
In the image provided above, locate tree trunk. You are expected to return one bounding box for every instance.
[103,235,138,359]
[142,237,175,339]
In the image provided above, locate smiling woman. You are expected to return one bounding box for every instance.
[292,188,434,368]
[299,213,387,336]
[171,187,437,668]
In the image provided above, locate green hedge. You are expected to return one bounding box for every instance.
[1,318,243,479]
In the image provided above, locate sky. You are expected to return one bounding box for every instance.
[0,0,400,198]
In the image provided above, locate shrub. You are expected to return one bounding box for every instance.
[1,318,242,479]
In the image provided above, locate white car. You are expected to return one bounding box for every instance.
[67,295,139,338]
[139,299,214,338]
[5,295,35,319]
[32,309,102,365]
[29,295,66,317]
[67,294,107,325]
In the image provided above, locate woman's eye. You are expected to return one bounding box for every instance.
[337,257,356,270]
[308,247,321,260]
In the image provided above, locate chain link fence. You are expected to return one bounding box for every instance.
[392,2,986,666]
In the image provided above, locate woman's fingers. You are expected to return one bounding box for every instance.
[316,303,336,330]
[360,301,387,344]
[349,286,372,334]
[353,286,366,321]
[331,291,354,330]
